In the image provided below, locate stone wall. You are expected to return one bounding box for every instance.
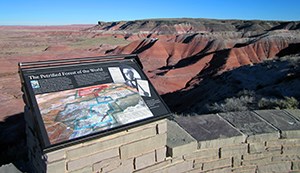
[4,109,300,173]
[25,114,167,173]
[164,114,300,173]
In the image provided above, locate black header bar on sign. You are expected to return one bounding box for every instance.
[18,54,143,70]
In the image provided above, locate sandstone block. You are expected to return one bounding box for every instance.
[232,156,242,167]
[201,158,232,172]
[92,157,121,172]
[221,144,248,158]
[47,160,65,173]
[120,133,166,160]
[167,141,197,158]
[134,160,172,173]
[265,145,282,153]
[289,171,300,173]
[69,166,92,173]
[267,138,300,146]
[155,147,166,162]
[242,156,272,166]
[281,130,300,139]
[46,149,66,163]
[185,169,203,173]
[127,119,165,133]
[107,159,134,173]
[157,120,167,134]
[67,148,119,171]
[198,135,246,149]
[249,142,266,154]
[293,161,300,170]
[67,126,156,159]
[170,157,185,164]
[204,167,232,173]
[246,133,279,143]
[243,151,280,161]
[183,148,219,161]
[153,160,193,173]
[167,120,197,157]
[272,155,300,162]
[134,151,156,170]
[283,145,300,155]
[231,165,257,173]
[257,161,292,173]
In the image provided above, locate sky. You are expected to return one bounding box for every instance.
[1,0,300,25]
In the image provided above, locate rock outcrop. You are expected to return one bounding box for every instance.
[89,18,300,34]
[105,29,300,96]
[1,18,300,117]
[87,19,300,112]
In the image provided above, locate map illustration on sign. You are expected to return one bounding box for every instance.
[35,83,153,145]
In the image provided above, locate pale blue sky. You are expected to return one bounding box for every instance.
[1,0,300,25]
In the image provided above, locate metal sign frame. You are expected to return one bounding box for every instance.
[19,54,171,152]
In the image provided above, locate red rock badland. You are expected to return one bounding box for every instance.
[1,19,300,118]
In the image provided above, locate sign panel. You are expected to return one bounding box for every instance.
[19,55,170,151]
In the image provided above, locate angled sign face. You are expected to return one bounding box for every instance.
[19,54,170,151]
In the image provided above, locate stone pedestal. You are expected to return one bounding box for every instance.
[24,107,167,173]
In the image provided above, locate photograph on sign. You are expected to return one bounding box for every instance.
[137,80,151,97]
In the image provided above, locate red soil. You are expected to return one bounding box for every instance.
[1,21,300,118]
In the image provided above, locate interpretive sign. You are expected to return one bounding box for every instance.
[19,54,170,151]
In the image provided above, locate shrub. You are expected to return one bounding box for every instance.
[237,90,256,97]
[208,95,255,113]
[258,96,299,109]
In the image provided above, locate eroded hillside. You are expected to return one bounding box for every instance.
[1,18,300,117]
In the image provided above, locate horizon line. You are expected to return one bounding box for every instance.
[1,17,300,26]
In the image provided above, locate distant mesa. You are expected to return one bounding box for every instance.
[88,18,300,34]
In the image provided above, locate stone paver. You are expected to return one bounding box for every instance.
[175,114,243,142]
[255,110,300,131]
[167,120,197,157]
[219,111,278,136]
